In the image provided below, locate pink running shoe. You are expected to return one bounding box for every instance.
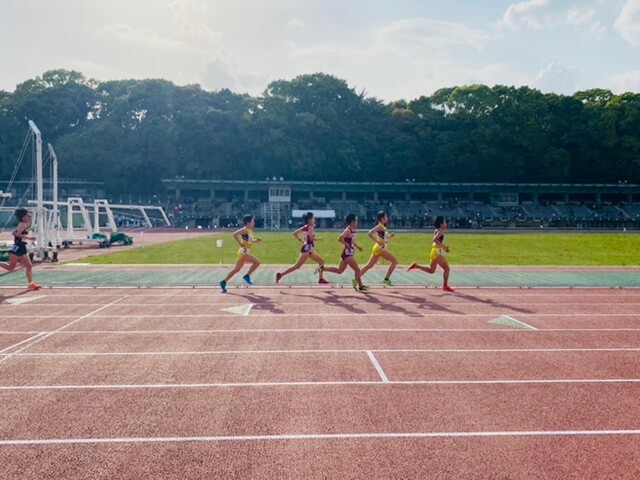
[442,285,455,293]
[27,283,42,291]
[318,279,331,285]
[408,262,419,271]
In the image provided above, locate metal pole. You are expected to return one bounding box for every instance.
[48,144,59,245]
[28,120,44,255]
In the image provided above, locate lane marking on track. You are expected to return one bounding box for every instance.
[367,351,389,383]
[10,348,640,357]
[220,304,253,316]
[0,333,47,354]
[4,328,640,335]
[0,296,128,366]
[0,294,640,306]
[1,285,639,291]
[5,301,640,307]
[89,313,640,318]
[2,429,640,446]
[490,315,538,330]
[3,313,640,319]
[4,379,640,392]
[2,295,47,305]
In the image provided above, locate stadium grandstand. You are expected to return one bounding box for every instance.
[162,179,640,230]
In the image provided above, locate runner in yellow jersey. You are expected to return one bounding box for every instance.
[408,215,454,292]
[360,211,398,286]
[219,214,262,293]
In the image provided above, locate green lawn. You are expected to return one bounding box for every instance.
[83,231,640,266]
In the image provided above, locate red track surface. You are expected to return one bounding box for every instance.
[1,287,639,479]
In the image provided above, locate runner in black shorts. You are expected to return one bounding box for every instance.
[0,208,41,290]
[321,213,369,292]
[276,212,329,285]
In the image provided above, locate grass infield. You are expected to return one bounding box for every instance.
[82,231,640,266]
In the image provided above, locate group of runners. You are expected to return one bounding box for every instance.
[219,211,454,293]
[1,207,453,294]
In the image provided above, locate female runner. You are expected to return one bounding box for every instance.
[408,215,454,292]
[219,215,261,293]
[276,212,329,285]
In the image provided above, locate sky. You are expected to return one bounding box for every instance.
[1,0,640,100]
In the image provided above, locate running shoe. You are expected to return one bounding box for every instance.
[314,265,325,275]
[318,278,330,285]
[219,280,227,293]
[27,283,42,291]
[442,285,455,293]
[243,274,253,285]
[383,279,394,286]
[275,273,283,284]
[358,285,370,293]
[408,262,419,271]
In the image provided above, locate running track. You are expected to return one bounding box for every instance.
[1,286,639,479]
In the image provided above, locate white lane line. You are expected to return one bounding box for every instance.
[2,290,637,295]
[5,301,640,307]
[2,313,640,319]
[2,429,640,446]
[11,347,640,357]
[0,328,640,334]
[3,378,640,392]
[0,296,128,366]
[4,328,640,335]
[87,313,640,318]
[0,333,47,354]
[367,351,389,383]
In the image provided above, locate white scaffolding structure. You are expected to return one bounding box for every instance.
[263,202,281,230]
[104,202,171,228]
[31,198,171,237]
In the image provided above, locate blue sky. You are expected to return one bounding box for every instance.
[1,0,639,100]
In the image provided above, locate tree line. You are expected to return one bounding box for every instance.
[1,69,639,194]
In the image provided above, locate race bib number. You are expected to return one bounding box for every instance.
[241,248,249,255]
[10,245,20,254]
[344,248,354,256]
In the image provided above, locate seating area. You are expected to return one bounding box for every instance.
[553,204,594,221]
[170,199,640,229]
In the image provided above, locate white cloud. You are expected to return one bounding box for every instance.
[201,58,267,93]
[378,18,491,50]
[566,7,596,26]
[0,0,635,100]
[102,24,186,51]
[287,19,306,29]
[171,0,220,42]
[501,0,552,30]
[500,0,609,36]
[288,19,519,100]
[615,0,640,46]
[202,59,237,90]
[605,70,640,92]
[534,62,579,94]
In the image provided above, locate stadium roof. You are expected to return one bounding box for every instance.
[163,179,640,194]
